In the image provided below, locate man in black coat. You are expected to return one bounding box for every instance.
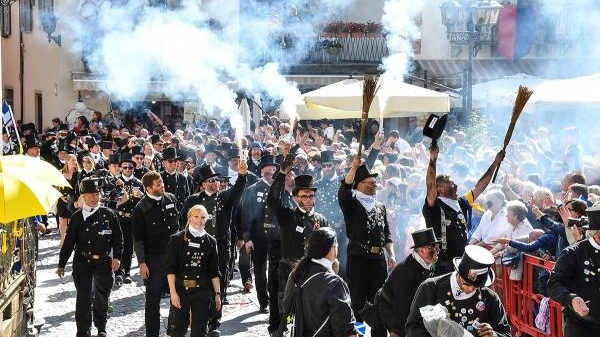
[548,204,600,336]
[424,145,504,275]
[406,245,511,337]
[132,171,180,337]
[367,228,440,337]
[339,156,395,337]
[267,154,328,336]
[57,179,123,337]
[160,147,190,209]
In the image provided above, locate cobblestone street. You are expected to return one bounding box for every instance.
[34,222,269,337]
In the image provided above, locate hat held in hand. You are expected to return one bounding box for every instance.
[423,114,448,147]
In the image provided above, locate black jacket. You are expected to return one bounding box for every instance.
[405,273,511,337]
[132,193,179,262]
[59,207,124,268]
[268,172,328,261]
[165,230,220,281]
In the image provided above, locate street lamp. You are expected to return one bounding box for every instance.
[0,0,18,6]
[440,0,503,123]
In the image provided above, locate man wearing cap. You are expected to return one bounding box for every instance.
[366,228,440,337]
[247,142,263,175]
[113,153,144,285]
[192,144,226,190]
[161,147,190,209]
[339,156,395,337]
[23,134,41,158]
[86,138,105,168]
[180,161,247,335]
[132,171,179,337]
[548,204,600,336]
[425,145,505,276]
[56,178,124,337]
[240,154,281,317]
[130,145,150,180]
[406,245,511,337]
[150,134,165,172]
[267,155,328,336]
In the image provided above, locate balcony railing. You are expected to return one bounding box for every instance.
[300,35,389,64]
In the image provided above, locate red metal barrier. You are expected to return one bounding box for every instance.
[492,254,564,337]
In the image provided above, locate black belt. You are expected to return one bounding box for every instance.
[176,278,209,289]
[79,251,109,260]
[352,241,384,254]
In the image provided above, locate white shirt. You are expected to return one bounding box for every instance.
[471,208,511,245]
[82,204,100,221]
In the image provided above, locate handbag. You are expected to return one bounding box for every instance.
[501,251,522,267]
[277,272,328,337]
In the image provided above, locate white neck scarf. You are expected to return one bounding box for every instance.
[189,227,206,238]
[352,189,376,211]
[311,258,333,272]
[122,174,133,182]
[439,197,461,213]
[449,271,477,300]
[412,251,433,270]
[146,193,162,201]
[82,204,100,221]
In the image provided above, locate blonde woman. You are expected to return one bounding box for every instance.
[166,205,221,337]
[57,154,80,246]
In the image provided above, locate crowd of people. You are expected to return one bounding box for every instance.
[3,105,600,337]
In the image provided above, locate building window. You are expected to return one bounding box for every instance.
[19,0,34,33]
[1,5,10,37]
[38,0,54,26]
[35,92,43,132]
[4,88,14,109]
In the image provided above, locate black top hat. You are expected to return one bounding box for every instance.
[423,114,448,147]
[23,134,40,150]
[249,142,263,152]
[410,228,442,249]
[65,131,77,144]
[352,164,378,189]
[107,154,121,165]
[86,137,100,147]
[150,134,164,145]
[226,148,241,161]
[292,174,317,196]
[101,141,113,150]
[78,129,89,137]
[130,145,144,156]
[259,154,279,169]
[219,142,233,152]
[583,204,600,230]
[162,147,179,161]
[453,245,495,288]
[79,178,101,194]
[196,165,221,184]
[320,150,336,164]
[56,141,73,154]
[119,153,136,166]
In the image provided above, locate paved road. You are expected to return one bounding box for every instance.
[34,222,270,337]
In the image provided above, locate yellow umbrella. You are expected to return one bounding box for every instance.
[0,159,63,223]
[0,155,70,187]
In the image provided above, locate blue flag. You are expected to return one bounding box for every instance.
[2,100,14,128]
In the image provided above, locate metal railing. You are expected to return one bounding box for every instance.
[300,35,389,64]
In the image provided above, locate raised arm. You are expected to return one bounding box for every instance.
[425,146,439,207]
[471,150,505,200]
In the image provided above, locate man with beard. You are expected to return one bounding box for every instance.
[161,147,190,209]
[339,156,395,337]
[179,161,247,336]
[241,154,280,318]
[131,145,150,180]
[113,154,144,286]
[367,228,441,337]
[424,145,504,275]
[246,142,263,175]
[132,172,179,337]
[268,155,328,337]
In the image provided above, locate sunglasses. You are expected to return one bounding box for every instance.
[298,195,316,201]
[321,163,334,168]
[166,159,176,163]
[122,166,134,170]
[205,178,219,183]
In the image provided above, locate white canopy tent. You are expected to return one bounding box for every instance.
[295,78,450,120]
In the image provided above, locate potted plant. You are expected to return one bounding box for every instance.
[349,22,366,37]
[321,21,341,38]
[337,22,350,38]
[365,21,382,37]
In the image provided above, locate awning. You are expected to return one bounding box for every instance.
[72,72,354,93]
[417,59,549,84]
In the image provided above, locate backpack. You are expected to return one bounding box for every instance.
[277,272,329,337]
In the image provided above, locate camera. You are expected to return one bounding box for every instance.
[567,217,588,227]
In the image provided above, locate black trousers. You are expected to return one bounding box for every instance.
[564,318,600,336]
[239,245,253,284]
[209,240,231,330]
[169,285,214,337]
[251,240,269,307]
[347,255,388,337]
[116,219,133,277]
[143,254,168,337]
[267,240,282,332]
[277,259,293,316]
[72,257,113,337]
